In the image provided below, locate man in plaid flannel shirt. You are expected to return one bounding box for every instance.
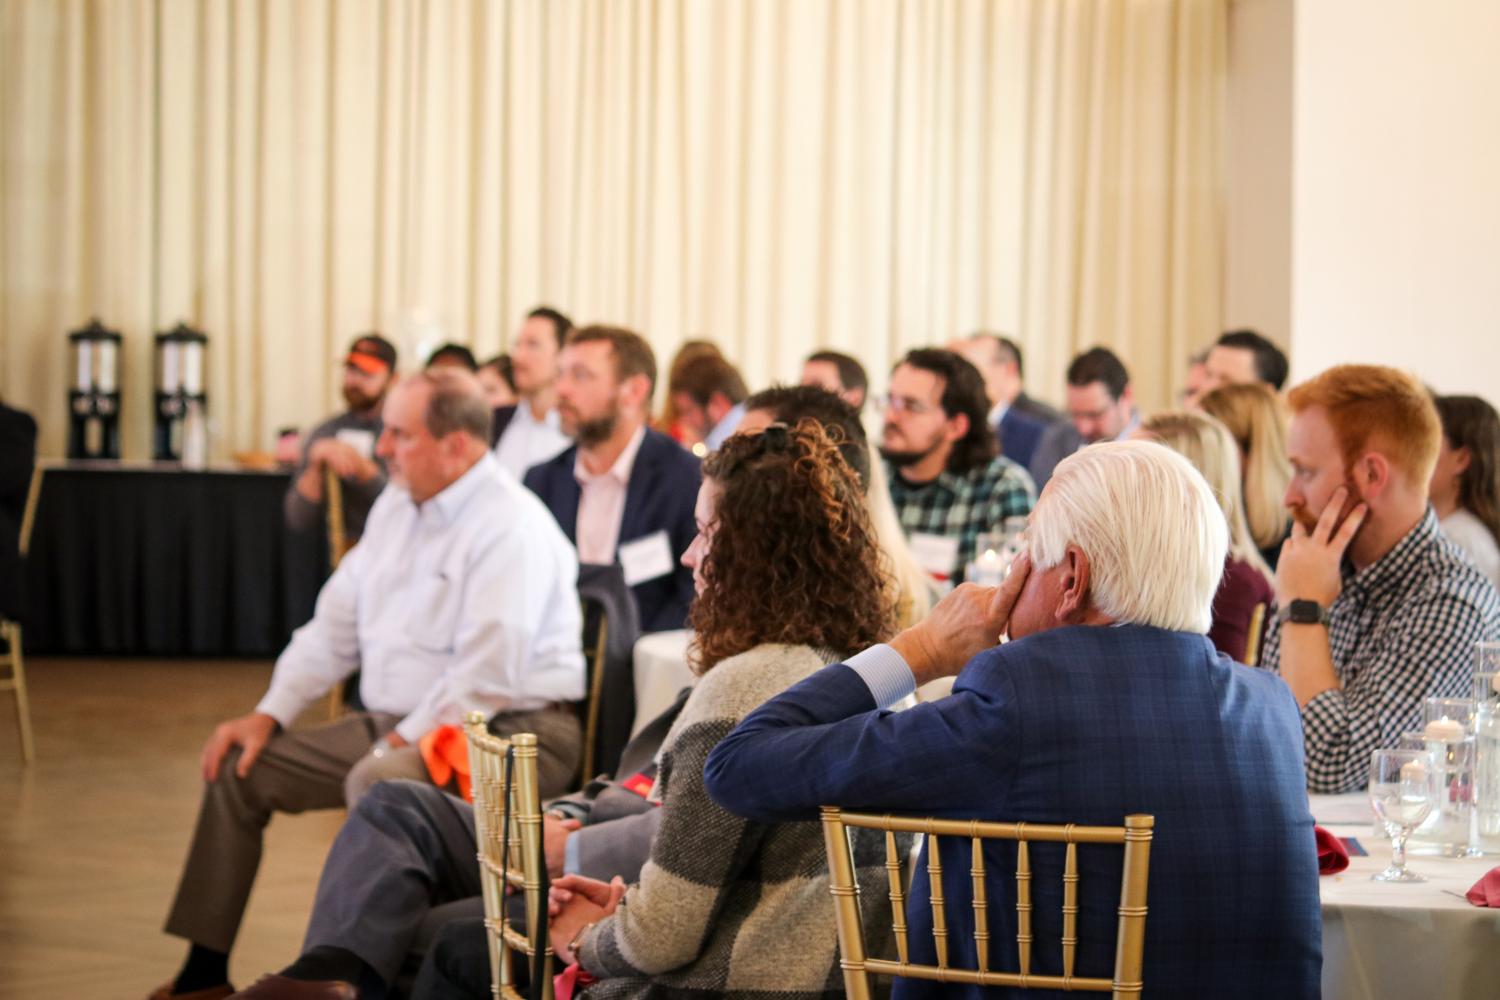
[1262,365,1500,793]
[879,348,1035,585]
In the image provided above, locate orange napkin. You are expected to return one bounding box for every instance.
[1466,866,1500,907]
[554,963,597,1000]
[1315,825,1349,876]
[419,725,473,802]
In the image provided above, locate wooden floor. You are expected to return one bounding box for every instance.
[0,657,347,999]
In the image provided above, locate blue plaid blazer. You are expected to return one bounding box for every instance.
[705,624,1322,999]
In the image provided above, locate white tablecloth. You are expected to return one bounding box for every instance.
[632,630,695,736]
[1311,793,1500,1000]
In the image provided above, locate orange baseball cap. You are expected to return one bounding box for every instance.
[345,334,397,374]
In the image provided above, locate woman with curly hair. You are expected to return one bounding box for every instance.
[546,418,901,999]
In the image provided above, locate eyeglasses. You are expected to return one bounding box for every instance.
[877,394,938,416]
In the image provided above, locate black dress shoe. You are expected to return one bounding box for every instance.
[228,975,358,999]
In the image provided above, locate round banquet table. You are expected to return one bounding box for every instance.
[1311,793,1500,1000]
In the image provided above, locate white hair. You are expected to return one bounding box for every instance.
[1027,441,1228,633]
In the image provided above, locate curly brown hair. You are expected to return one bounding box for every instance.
[689,419,898,674]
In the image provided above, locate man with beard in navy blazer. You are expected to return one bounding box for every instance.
[706,441,1322,1000]
[524,325,699,633]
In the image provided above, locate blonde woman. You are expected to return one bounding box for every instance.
[1198,382,1293,569]
[1136,412,1274,663]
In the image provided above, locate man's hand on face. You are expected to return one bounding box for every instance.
[891,552,1032,686]
[1276,486,1367,608]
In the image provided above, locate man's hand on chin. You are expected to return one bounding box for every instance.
[891,553,1031,686]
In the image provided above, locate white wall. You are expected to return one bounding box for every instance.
[1291,0,1500,401]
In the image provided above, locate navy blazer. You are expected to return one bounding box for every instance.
[705,625,1322,999]
[524,428,700,633]
[996,406,1047,470]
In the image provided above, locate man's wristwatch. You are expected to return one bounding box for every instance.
[1278,599,1331,627]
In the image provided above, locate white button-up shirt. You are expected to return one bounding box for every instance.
[256,452,584,742]
[573,424,647,564]
[493,402,571,481]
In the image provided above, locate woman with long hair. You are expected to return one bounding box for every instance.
[1431,395,1500,588]
[546,419,901,998]
[1137,412,1274,663]
[1198,382,1292,569]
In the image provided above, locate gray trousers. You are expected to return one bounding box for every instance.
[163,707,581,953]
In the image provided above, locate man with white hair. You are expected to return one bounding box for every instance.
[706,442,1323,999]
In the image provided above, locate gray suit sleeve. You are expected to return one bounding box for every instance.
[570,808,663,884]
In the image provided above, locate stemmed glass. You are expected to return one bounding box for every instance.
[1368,749,1439,882]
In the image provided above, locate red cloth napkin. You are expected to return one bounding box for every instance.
[418,724,473,802]
[1315,825,1349,875]
[1466,866,1500,907]
[554,963,597,1000]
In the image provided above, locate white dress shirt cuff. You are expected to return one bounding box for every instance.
[254,690,306,730]
[564,831,581,875]
[846,644,918,709]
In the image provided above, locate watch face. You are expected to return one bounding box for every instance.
[1288,599,1323,624]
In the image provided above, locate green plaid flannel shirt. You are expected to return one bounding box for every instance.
[886,456,1036,582]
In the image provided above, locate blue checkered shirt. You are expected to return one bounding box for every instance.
[1262,508,1500,793]
[885,456,1035,582]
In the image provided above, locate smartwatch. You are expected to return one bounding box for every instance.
[1278,599,1330,627]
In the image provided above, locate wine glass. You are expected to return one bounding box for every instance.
[1368,748,1438,883]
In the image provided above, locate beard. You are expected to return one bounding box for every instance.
[343,384,383,413]
[879,442,940,469]
[1290,475,1365,534]
[563,402,621,447]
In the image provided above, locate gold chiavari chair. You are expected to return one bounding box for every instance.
[325,466,351,718]
[578,599,609,788]
[821,808,1154,999]
[465,712,554,1000]
[1,464,45,764]
[1243,602,1267,667]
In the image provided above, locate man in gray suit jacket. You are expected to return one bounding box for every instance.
[240,690,688,998]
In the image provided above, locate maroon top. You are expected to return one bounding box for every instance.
[1209,556,1275,664]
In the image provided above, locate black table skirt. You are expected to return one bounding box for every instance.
[23,463,330,657]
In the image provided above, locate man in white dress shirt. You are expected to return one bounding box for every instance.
[491,306,573,480]
[150,369,585,1000]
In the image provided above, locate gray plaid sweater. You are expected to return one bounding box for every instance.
[575,642,898,998]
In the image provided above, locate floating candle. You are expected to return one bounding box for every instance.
[1423,718,1465,742]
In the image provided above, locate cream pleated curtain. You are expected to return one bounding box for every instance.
[1,0,1225,459]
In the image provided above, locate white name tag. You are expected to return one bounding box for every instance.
[335,428,376,459]
[909,532,960,584]
[618,530,676,587]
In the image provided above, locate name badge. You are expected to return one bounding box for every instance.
[335,427,376,459]
[909,532,960,584]
[618,530,675,587]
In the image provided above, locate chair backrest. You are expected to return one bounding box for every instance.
[18,463,44,559]
[576,563,642,782]
[323,466,350,568]
[821,808,1154,999]
[465,712,554,1000]
[1243,602,1267,667]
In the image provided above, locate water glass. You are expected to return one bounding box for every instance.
[1475,642,1500,853]
[1368,749,1438,882]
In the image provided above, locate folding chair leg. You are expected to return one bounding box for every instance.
[4,623,34,765]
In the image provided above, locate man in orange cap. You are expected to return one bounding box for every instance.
[283,333,398,543]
